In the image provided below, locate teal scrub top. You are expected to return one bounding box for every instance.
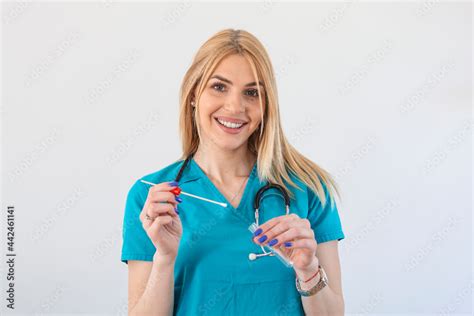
[121,157,345,315]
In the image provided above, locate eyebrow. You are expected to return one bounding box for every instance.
[210,75,265,88]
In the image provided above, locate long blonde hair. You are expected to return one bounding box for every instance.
[178,29,340,208]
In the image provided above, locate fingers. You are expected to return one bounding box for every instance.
[143,182,180,212]
[253,213,300,236]
[254,223,313,248]
[252,214,314,249]
[148,189,180,207]
[146,202,178,219]
[283,238,317,250]
[141,202,180,229]
[147,214,174,238]
[140,181,182,227]
[146,181,179,194]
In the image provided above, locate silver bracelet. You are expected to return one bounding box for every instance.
[295,265,328,297]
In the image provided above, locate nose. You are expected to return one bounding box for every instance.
[223,91,245,113]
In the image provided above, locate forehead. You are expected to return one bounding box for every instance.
[212,54,258,83]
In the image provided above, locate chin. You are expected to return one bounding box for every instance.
[213,138,248,151]
[218,141,246,151]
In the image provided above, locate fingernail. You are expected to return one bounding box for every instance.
[175,196,183,203]
[174,206,179,215]
[253,228,263,236]
[268,239,278,247]
[258,235,268,243]
[284,241,292,247]
[169,181,179,187]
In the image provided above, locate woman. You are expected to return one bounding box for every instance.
[121,29,345,315]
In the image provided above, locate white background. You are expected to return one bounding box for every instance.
[1,1,472,315]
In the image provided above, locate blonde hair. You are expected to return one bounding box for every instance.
[178,29,340,208]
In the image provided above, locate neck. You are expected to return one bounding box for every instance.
[193,145,256,184]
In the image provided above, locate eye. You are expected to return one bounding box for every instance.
[246,89,259,98]
[211,83,226,92]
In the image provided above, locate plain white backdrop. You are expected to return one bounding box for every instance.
[1,1,472,315]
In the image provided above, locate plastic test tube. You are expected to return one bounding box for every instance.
[248,223,294,268]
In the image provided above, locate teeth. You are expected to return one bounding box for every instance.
[217,118,244,129]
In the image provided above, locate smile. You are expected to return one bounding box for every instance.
[214,117,248,135]
[215,118,247,129]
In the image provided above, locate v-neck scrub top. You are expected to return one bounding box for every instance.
[121,157,345,315]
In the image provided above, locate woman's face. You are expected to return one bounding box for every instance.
[195,54,264,153]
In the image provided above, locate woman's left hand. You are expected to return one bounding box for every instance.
[252,213,318,271]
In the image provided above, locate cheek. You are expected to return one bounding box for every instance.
[197,97,217,121]
[249,105,263,123]
[200,89,223,103]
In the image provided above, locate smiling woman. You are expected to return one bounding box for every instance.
[121,28,345,316]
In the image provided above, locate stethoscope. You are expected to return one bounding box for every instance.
[176,154,293,266]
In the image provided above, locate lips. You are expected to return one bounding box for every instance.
[214,116,248,124]
[214,118,247,128]
[214,117,247,134]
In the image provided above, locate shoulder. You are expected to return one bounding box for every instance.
[284,170,334,209]
[283,171,317,198]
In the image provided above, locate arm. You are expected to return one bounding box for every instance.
[124,180,183,315]
[295,240,344,316]
[128,255,175,316]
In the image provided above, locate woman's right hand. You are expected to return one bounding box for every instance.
[140,181,183,261]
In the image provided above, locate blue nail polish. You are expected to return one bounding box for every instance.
[253,228,263,236]
[175,196,183,203]
[284,241,292,247]
[258,235,268,243]
[169,181,179,187]
[268,239,278,247]
[174,206,179,214]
